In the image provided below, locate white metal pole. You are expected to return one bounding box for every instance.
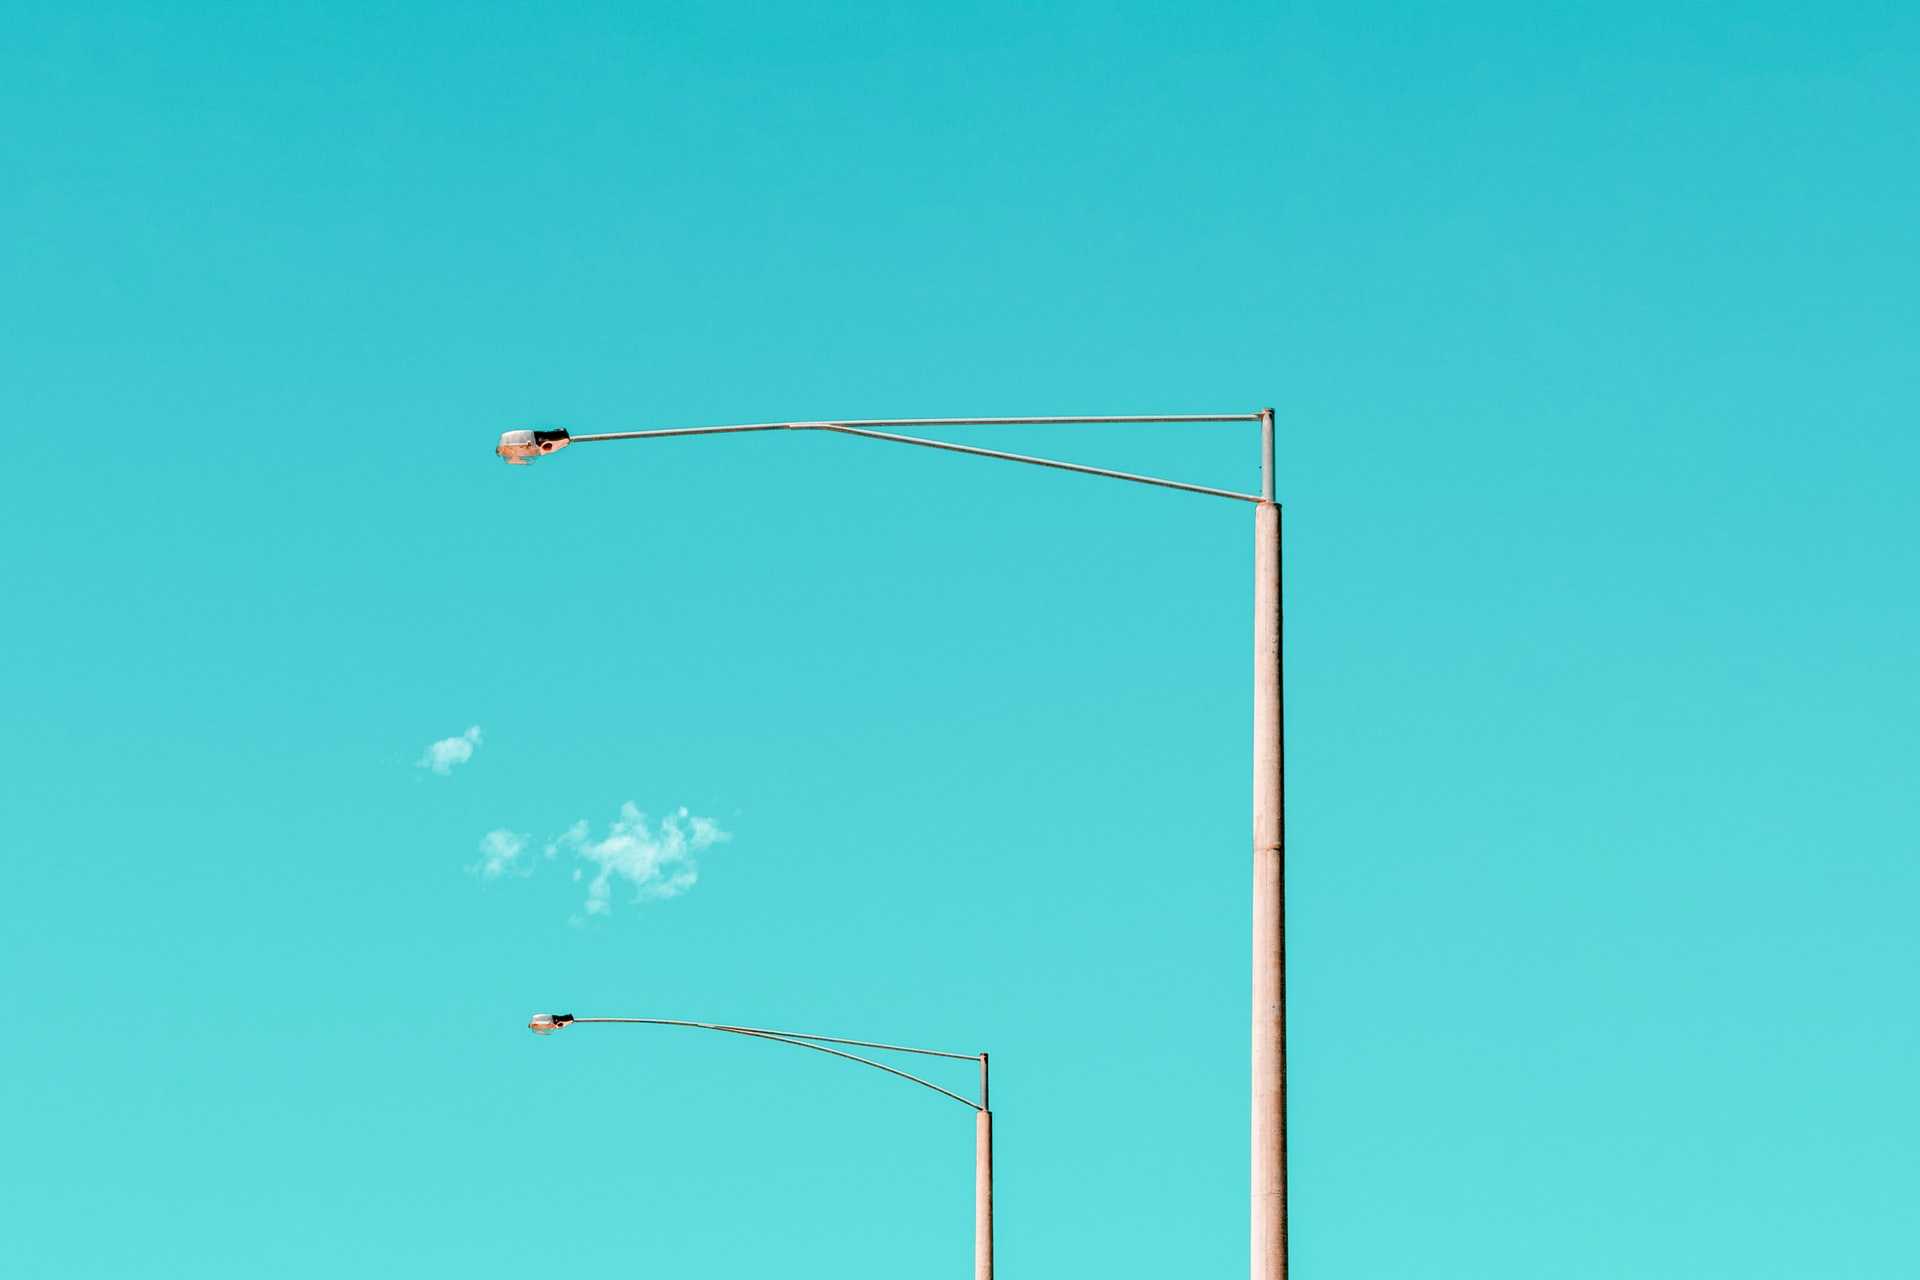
[975,1106,993,1280]
[1252,408,1287,1280]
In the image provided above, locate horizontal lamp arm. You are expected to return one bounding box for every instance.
[571,413,1259,443]
[566,414,1265,502]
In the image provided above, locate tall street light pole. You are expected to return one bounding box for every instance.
[1252,409,1286,1280]
[499,410,1285,1279]
[526,1013,993,1279]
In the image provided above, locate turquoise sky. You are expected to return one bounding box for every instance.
[5,3,1917,1277]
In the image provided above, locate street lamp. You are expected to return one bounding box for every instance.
[527,1012,993,1279]
[495,428,571,464]
[498,411,1287,1280]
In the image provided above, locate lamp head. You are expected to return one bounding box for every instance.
[497,428,571,465]
[528,1012,575,1035]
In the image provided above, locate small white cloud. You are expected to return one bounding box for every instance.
[418,726,483,775]
[544,820,588,860]
[473,828,529,879]
[471,802,728,919]
[551,803,728,917]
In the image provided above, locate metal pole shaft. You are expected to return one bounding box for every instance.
[976,1106,994,1280]
[1252,409,1287,1278]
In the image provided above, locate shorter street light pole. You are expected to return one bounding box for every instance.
[528,1013,993,1279]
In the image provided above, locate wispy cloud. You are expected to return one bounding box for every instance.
[418,726,483,775]
[473,828,529,878]
[552,804,729,917]
[469,802,729,919]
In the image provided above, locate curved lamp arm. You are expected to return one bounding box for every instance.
[530,1013,986,1111]
[498,410,1275,504]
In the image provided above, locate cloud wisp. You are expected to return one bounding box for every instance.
[473,828,529,879]
[418,726,483,775]
[550,804,729,917]
[470,803,729,920]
